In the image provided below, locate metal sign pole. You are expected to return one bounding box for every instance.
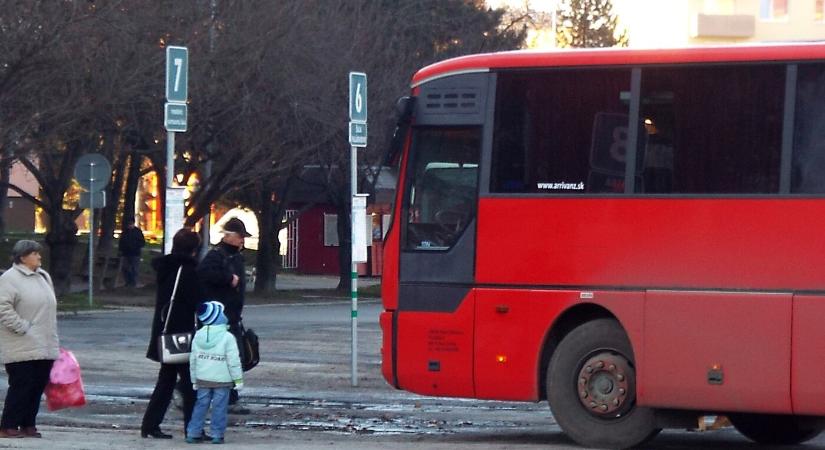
[351,143,358,387]
[164,45,187,254]
[88,164,95,308]
[165,131,175,254]
[348,71,367,388]
[73,154,110,308]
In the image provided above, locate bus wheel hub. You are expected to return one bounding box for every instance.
[577,353,631,417]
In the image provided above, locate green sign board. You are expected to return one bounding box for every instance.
[349,121,367,147]
[164,102,188,132]
[73,153,112,192]
[349,72,367,122]
[166,46,189,103]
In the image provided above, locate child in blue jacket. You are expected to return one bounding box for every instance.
[186,301,243,444]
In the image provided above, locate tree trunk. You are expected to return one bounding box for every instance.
[45,209,79,296]
[96,152,126,258]
[253,186,276,294]
[123,151,142,227]
[0,158,11,236]
[335,192,351,293]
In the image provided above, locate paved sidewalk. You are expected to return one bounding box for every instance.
[70,273,381,305]
[0,425,560,449]
[71,273,380,296]
[274,273,380,290]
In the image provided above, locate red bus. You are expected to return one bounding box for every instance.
[380,43,825,448]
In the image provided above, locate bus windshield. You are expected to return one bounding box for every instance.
[404,127,480,251]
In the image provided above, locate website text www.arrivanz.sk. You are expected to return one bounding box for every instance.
[537,181,585,190]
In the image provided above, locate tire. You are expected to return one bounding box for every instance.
[547,318,660,449]
[729,413,823,445]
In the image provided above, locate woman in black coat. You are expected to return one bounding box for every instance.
[141,228,203,439]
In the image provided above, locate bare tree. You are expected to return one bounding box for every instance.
[0,0,527,294]
[0,1,98,240]
[268,0,526,290]
[555,0,628,48]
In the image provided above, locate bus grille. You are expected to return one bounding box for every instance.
[423,90,479,114]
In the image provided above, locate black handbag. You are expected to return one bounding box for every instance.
[239,323,259,372]
[157,267,193,364]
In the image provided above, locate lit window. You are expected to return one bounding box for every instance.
[817,0,824,21]
[760,0,788,20]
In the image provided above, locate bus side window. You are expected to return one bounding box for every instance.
[491,69,632,194]
[792,63,825,194]
[638,64,783,194]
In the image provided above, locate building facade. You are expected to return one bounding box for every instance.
[613,0,825,47]
[6,162,38,232]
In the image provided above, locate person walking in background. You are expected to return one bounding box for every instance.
[186,301,243,445]
[142,229,203,439]
[0,240,59,438]
[118,218,145,288]
[197,217,250,410]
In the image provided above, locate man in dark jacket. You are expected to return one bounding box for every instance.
[196,217,251,409]
[119,218,146,287]
[196,217,249,326]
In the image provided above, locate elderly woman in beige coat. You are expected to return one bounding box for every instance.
[0,240,59,438]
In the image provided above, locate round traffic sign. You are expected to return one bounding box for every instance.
[74,153,112,192]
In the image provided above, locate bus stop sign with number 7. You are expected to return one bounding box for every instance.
[166,46,188,103]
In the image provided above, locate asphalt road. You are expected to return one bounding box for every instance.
[0,299,823,449]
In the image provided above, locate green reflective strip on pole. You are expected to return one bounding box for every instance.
[351,310,358,318]
[351,271,358,298]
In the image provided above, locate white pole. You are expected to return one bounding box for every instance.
[165,131,175,254]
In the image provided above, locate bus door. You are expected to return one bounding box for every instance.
[395,73,491,397]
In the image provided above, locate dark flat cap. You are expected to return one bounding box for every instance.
[223,217,252,237]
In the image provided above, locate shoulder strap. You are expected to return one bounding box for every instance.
[161,266,183,334]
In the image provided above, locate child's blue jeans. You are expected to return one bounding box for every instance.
[186,387,231,439]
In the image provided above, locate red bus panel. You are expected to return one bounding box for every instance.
[473,289,569,401]
[642,291,792,413]
[413,43,825,86]
[476,198,825,291]
[474,289,645,401]
[791,295,825,415]
[395,292,476,398]
[379,311,395,387]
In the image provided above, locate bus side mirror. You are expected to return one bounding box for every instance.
[384,97,416,167]
[396,96,414,118]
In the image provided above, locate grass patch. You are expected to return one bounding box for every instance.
[245,289,347,303]
[358,283,381,298]
[58,292,107,313]
[244,282,382,304]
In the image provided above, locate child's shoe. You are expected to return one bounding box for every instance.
[186,435,203,444]
[211,436,224,444]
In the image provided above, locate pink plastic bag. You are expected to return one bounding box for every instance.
[44,348,86,411]
[49,348,80,384]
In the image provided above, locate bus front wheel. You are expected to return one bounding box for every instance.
[729,413,823,445]
[547,318,659,449]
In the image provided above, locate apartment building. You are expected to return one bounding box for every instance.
[613,0,825,46]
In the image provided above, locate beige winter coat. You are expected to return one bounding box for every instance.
[0,264,59,364]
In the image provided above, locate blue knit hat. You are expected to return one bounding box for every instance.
[197,301,225,325]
